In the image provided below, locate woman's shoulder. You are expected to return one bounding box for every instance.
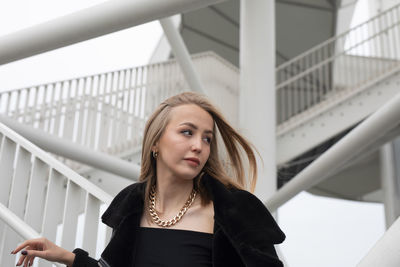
[205,176,285,244]
[116,181,145,197]
[101,181,146,227]
[224,188,286,244]
[204,174,264,206]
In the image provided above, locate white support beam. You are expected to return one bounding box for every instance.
[357,216,400,267]
[0,0,227,65]
[266,91,400,212]
[380,142,400,228]
[0,116,140,180]
[160,17,205,94]
[240,0,276,202]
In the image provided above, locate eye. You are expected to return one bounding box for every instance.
[203,136,212,144]
[181,129,192,136]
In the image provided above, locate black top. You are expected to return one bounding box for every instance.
[134,227,213,267]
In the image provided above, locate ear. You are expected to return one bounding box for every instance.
[152,143,158,152]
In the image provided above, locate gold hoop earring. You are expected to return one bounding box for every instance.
[152,151,158,158]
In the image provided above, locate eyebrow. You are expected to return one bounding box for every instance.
[179,122,214,135]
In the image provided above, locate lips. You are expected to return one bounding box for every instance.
[184,157,200,165]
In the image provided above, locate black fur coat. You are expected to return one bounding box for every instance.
[72,174,286,267]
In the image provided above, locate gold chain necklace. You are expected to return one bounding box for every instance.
[148,184,197,227]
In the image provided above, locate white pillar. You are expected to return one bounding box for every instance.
[239,0,276,202]
[380,141,400,229]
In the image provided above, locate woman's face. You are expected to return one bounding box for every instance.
[154,104,214,181]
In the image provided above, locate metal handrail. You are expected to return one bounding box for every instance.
[267,90,400,211]
[0,203,63,267]
[277,3,400,70]
[0,121,113,264]
[276,3,400,125]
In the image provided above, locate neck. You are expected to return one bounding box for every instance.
[154,175,195,215]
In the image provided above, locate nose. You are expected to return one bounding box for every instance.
[191,136,202,153]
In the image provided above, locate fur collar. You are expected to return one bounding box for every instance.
[101,173,285,247]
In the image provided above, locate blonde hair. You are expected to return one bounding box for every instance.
[139,92,259,206]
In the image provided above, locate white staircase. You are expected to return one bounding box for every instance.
[0,121,112,266]
[0,52,239,172]
[276,3,400,164]
[1,5,399,170]
[0,2,400,267]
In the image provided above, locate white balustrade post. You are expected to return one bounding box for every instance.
[82,193,101,257]
[0,135,16,252]
[2,147,32,265]
[239,0,276,202]
[61,180,82,251]
[25,158,49,233]
[380,141,400,229]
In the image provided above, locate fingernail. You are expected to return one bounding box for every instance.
[10,250,14,254]
[21,250,27,256]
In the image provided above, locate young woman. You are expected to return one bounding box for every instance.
[12,92,285,267]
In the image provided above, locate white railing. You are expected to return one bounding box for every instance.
[0,52,238,170]
[267,90,400,212]
[276,3,400,125]
[0,203,62,267]
[266,90,400,266]
[0,121,113,266]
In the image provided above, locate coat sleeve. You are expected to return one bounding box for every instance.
[71,248,99,267]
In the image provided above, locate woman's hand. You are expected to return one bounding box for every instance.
[11,237,75,267]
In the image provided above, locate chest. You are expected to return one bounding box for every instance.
[139,200,215,234]
[101,215,245,267]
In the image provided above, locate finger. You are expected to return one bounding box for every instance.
[23,253,36,267]
[13,240,30,254]
[15,245,32,266]
[23,255,30,267]
[23,249,48,260]
[13,238,43,254]
[16,254,27,266]
[25,256,34,267]
[28,256,35,267]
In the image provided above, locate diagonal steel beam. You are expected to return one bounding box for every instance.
[208,6,239,28]
[358,215,400,266]
[267,90,400,212]
[160,17,205,94]
[0,0,227,66]
[276,0,333,12]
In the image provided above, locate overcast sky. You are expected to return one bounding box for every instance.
[0,1,386,266]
